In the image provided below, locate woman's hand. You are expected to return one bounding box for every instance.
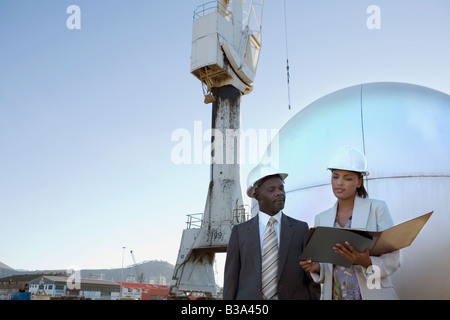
[300,260,320,273]
[334,241,372,268]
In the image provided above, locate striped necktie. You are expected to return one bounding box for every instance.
[261,217,278,300]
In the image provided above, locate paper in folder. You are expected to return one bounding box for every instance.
[300,211,433,267]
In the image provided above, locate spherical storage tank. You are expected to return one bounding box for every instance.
[250,82,450,299]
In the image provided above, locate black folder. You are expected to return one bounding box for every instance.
[300,211,433,267]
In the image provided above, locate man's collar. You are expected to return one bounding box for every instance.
[258,210,282,225]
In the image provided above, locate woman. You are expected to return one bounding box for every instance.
[300,146,401,300]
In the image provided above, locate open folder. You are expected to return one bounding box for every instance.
[300,211,433,268]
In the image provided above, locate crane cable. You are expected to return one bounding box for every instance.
[284,0,291,110]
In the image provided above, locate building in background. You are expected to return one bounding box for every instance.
[118,282,169,300]
[0,274,44,300]
[29,275,121,300]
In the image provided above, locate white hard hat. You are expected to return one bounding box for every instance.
[246,164,288,198]
[327,146,368,175]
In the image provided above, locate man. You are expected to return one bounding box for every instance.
[223,171,320,300]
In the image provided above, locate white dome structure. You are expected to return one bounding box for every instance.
[252,82,450,299]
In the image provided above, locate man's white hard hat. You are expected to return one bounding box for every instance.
[246,164,288,198]
[327,146,368,175]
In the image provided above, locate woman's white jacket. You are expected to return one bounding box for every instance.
[311,196,401,300]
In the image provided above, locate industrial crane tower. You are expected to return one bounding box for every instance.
[170,0,264,298]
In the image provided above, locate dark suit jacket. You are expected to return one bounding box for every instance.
[223,213,320,300]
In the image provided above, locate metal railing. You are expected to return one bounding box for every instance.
[185,205,250,229]
[193,1,233,22]
[186,213,203,229]
[233,205,251,223]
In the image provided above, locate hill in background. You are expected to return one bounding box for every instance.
[0,262,13,270]
[81,260,174,283]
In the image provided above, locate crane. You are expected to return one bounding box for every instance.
[170,0,264,298]
[191,0,263,102]
[130,250,144,283]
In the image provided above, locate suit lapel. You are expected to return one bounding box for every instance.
[277,213,293,280]
[323,198,370,229]
[322,202,338,227]
[350,197,370,229]
[247,215,262,275]
[316,201,337,227]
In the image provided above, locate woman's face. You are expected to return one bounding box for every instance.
[331,169,362,200]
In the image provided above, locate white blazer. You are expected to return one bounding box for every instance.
[311,196,401,300]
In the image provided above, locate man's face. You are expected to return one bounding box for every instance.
[254,176,285,216]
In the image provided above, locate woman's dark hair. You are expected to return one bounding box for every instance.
[356,172,369,198]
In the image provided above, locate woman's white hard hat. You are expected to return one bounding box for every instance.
[327,146,369,175]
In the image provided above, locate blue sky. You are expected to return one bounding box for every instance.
[1,0,449,276]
